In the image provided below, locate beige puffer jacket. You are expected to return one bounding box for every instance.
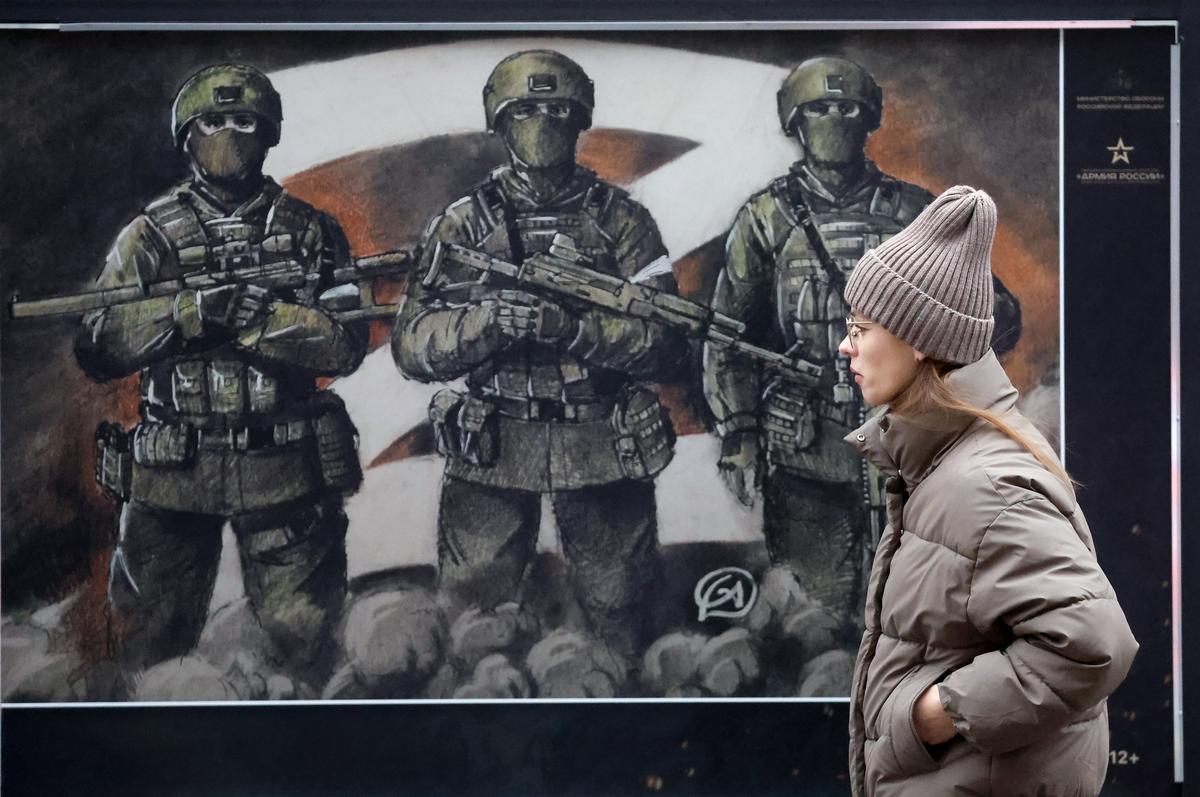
[846,351,1138,796]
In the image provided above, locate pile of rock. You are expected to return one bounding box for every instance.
[1,564,858,701]
[2,594,90,701]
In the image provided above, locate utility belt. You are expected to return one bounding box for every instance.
[95,392,362,500]
[429,385,674,480]
[193,420,314,450]
[490,394,615,423]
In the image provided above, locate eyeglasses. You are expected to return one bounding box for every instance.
[507,100,574,121]
[195,113,259,135]
[844,317,875,349]
[801,100,863,119]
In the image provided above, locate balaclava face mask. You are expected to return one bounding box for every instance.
[185,127,269,186]
[798,111,870,167]
[498,113,581,169]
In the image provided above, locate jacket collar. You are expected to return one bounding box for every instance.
[788,158,882,207]
[183,176,281,218]
[492,164,596,210]
[844,349,1019,488]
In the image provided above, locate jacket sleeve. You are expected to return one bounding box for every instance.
[235,302,364,376]
[701,201,774,435]
[938,496,1139,755]
[74,215,196,381]
[390,208,508,382]
[235,214,366,377]
[564,200,687,379]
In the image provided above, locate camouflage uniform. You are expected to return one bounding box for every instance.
[706,160,932,618]
[74,64,366,677]
[393,51,685,654]
[704,58,1020,629]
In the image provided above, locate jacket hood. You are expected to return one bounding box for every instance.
[844,348,1018,487]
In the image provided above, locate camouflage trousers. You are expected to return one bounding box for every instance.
[761,469,868,635]
[437,475,659,656]
[108,494,348,679]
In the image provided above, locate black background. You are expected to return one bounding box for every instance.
[1063,24,1176,796]
[1,2,1195,796]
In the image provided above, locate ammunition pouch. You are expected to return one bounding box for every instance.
[132,422,196,469]
[428,389,499,468]
[208,360,246,415]
[312,391,363,494]
[171,361,209,415]
[168,360,284,417]
[611,385,675,481]
[95,422,133,501]
[760,378,818,470]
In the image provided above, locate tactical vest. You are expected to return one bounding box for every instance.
[769,176,918,358]
[762,175,926,483]
[458,177,630,404]
[140,184,325,425]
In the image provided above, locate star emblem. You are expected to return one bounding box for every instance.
[1107,137,1134,165]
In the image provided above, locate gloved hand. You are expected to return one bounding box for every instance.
[493,289,578,345]
[195,282,272,330]
[717,430,763,507]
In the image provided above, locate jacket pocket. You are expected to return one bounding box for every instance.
[883,662,951,778]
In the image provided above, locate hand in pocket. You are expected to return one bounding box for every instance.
[913,684,957,744]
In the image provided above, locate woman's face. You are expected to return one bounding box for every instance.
[837,311,925,406]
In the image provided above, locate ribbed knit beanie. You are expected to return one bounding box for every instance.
[843,185,997,364]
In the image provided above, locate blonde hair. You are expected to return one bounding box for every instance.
[891,360,1074,488]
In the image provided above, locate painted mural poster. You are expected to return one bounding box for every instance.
[0,31,1059,702]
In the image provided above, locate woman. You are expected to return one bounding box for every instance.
[839,185,1138,796]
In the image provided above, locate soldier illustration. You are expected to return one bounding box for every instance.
[74,64,367,684]
[392,50,686,657]
[703,57,1020,631]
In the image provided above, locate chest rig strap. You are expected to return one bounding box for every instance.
[478,177,617,267]
[143,186,212,272]
[144,184,314,276]
[479,179,527,266]
[771,174,845,296]
[581,181,615,228]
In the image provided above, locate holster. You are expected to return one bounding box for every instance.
[312,391,363,494]
[95,421,133,501]
[429,388,463,459]
[610,385,675,481]
[132,422,196,469]
[428,389,499,468]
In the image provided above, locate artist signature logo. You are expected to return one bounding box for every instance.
[693,567,758,621]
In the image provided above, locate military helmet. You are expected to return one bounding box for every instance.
[483,50,595,132]
[776,57,882,136]
[171,64,283,147]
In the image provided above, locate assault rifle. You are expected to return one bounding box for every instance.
[7,248,414,324]
[424,235,826,388]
